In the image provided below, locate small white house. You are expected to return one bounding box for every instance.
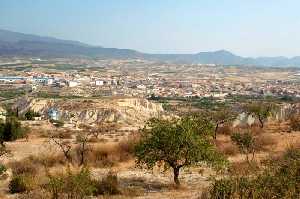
[68,81,79,87]
[137,84,146,90]
[95,80,104,86]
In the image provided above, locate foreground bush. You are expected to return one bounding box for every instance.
[46,168,95,199]
[45,168,121,198]
[204,148,300,199]
[93,172,120,195]
[9,174,36,194]
[0,116,27,144]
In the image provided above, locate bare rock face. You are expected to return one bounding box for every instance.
[14,97,164,125]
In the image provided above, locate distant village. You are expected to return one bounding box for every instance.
[1,58,300,100]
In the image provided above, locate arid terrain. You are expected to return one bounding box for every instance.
[0,97,299,199]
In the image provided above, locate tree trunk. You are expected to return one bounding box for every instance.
[258,117,264,128]
[173,167,180,186]
[214,123,219,139]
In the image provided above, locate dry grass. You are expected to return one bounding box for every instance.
[218,142,239,156]
[27,153,67,167]
[54,129,73,139]
[250,126,265,136]
[87,135,138,167]
[9,158,39,176]
[229,160,260,176]
[217,125,232,136]
[88,144,120,167]
[255,134,277,152]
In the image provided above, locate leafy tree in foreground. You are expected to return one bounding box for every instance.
[244,102,277,128]
[135,116,227,186]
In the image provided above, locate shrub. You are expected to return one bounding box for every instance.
[0,116,27,143]
[87,146,116,167]
[25,110,41,120]
[93,172,121,195]
[231,132,256,162]
[10,159,39,176]
[9,175,35,193]
[206,148,300,199]
[46,168,95,199]
[17,189,51,199]
[208,178,235,199]
[118,134,139,160]
[0,164,6,175]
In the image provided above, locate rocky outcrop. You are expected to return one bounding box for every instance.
[14,98,164,125]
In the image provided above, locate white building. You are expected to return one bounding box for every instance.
[95,80,104,86]
[68,80,79,87]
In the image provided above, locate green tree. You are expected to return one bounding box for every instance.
[244,102,276,128]
[0,116,26,146]
[135,116,226,186]
[231,132,256,162]
[24,109,40,120]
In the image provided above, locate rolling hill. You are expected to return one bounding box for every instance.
[1,29,300,67]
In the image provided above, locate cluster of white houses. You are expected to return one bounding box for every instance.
[0,76,119,88]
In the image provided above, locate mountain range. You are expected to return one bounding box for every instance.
[1,29,300,67]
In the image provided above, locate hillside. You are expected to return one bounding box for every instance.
[2,29,300,66]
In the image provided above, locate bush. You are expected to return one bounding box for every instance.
[231,132,256,162]
[87,146,116,167]
[206,148,300,199]
[25,110,41,120]
[118,134,139,161]
[0,164,6,175]
[208,178,235,199]
[9,175,35,193]
[46,168,95,199]
[93,172,121,195]
[0,116,27,143]
[10,159,39,176]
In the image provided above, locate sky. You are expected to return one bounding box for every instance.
[1,0,300,57]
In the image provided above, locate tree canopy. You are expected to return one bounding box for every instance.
[135,116,227,185]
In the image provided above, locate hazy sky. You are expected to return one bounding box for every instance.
[1,0,300,57]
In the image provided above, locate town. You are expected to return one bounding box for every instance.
[2,57,300,102]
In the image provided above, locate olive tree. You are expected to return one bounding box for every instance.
[211,108,238,139]
[244,102,277,128]
[135,116,226,186]
[231,132,256,162]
